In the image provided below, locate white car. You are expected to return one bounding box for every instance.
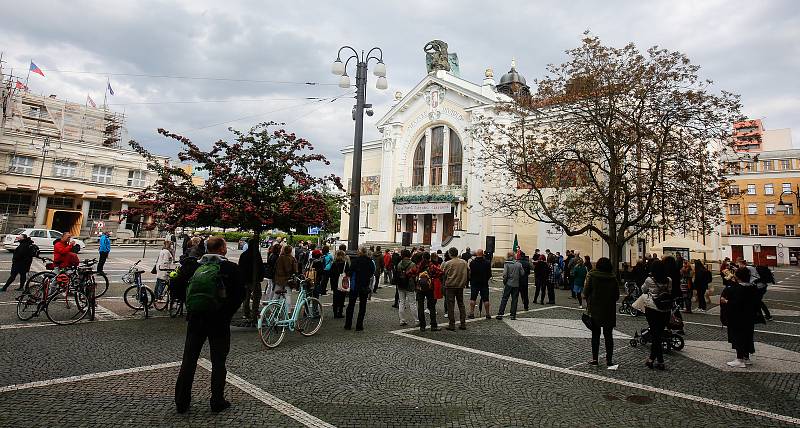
[3,228,87,253]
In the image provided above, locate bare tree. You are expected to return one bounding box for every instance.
[471,34,743,272]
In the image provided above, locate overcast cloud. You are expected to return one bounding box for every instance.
[1,0,798,177]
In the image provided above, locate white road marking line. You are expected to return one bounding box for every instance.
[198,359,335,428]
[95,304,123,320]
[392,332,800,425]
[682,320,800,338]
[0,361,182,393]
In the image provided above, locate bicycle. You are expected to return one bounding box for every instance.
[258,274,323,348]
[122,260,155,318]
[16,258,91,325]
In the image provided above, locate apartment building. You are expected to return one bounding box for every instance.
[0,81,168,238]
[723,121,799,265]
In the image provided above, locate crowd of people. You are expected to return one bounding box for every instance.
[0,231,777,412]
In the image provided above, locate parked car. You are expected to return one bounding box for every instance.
[3,228,86,253]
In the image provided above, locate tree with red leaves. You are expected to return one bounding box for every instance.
[128,122,344,284]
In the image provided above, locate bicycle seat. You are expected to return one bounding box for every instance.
[135,269,146,274]
[274,289,287,295]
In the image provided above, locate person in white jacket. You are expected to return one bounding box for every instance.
[155,240,175,299]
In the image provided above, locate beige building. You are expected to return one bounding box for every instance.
[0,81,168,238]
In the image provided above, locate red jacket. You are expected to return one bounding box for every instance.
[383,253,393,269]
[53,240,76,268]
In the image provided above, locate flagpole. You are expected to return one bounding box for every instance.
[103,76,108,110]
[24,59,32,88]
[79,94,88,142]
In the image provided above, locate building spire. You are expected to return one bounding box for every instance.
[511,57,516,69]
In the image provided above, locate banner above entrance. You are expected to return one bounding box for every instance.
[394,202,452,215]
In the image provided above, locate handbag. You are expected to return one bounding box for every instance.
[581,313,594,330]
[337,272,350,292]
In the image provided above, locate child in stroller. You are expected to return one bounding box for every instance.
[618,281,642,316]
[630,298,685,351]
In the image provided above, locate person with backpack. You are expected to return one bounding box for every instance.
[395,249,418,326]
[238,237,265,325]
[175,236,245,414]
[97,231,111,273]
[2,234,37,292]
[692,261,712,313]
[518,251,531,311]
[753,264,774,321]
[317,246,333,296]
[497,252,524,320]
[410,252,440,332]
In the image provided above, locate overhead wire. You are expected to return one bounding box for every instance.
[38,68,340,86]
[109,96,335,106]
[135,90,354,144]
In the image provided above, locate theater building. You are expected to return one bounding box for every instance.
[340,55,607,258]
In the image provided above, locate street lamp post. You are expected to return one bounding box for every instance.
[32,137,51,225]
[331,46,387,252]
[777,185,800,213]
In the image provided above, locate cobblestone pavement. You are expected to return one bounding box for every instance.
[1,253,799,427]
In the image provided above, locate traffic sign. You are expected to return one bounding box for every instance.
[308,226,321,235]
[753,244,761,253]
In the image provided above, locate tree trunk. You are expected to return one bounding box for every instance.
[609,240,625,281]
[251,226,263,293]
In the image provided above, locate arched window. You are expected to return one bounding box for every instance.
[448,131,462,185]
[430,126,444,185]
[412,137,425,186]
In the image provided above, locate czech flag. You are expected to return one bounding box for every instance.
[29,61,45,77]
[107,81,114,95]
[15,80,28,90]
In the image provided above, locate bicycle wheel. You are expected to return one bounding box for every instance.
[671,334,685,351]
[168,298,184,318]
[16,290,43,321]
[123,286,155,310]
[25,271,55,296]
[153,287,170,311]
[298,297,323,336]
[258,301,286,348]
[45,288,88,325]
[92,272,109,298]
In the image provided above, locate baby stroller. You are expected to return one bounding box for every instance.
[629,298,685,351]
[618,281,642,317]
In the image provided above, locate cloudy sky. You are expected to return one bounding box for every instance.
[1,0,798,176]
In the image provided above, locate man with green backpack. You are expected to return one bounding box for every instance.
[175,236,245,414]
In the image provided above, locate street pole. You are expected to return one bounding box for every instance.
[332,46,386,252]
[33,138,50,224]
[347,60,367,252]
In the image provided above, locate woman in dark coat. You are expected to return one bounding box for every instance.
[692,260,712,312]
[720,267,758,368]
[582,257,620,366]
[2,235,37,291]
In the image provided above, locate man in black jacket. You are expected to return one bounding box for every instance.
[468,249,492,319]
[2,235,36,291]
[344,247,375,331]
[175,236,245,414]
[238,237,265,325]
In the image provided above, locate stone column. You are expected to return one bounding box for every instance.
[34,196,48,227]
[442,127,450,186]
[80,199,90,232]
[422,127,432,186]
[118,202,129,231]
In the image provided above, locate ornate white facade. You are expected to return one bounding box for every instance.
[340,68,605,257]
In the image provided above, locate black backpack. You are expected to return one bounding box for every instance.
[755,266,775,285]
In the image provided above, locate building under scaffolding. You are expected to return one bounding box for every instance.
[0,77,168,237]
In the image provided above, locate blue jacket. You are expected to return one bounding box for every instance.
[99,234,111,253]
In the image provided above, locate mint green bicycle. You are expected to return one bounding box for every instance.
[258,274,323,348]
